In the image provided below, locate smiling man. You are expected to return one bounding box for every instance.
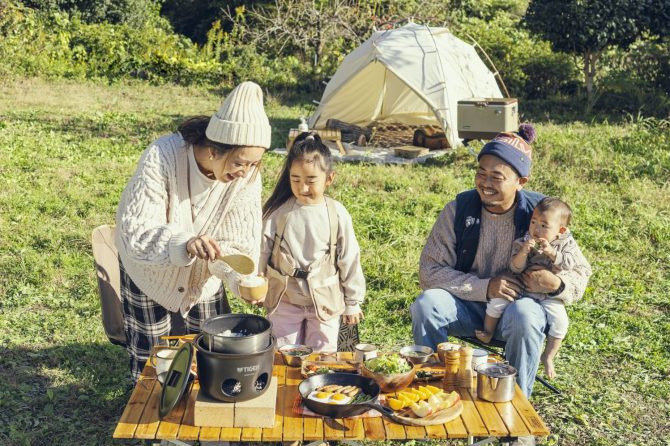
[411,125,591,405]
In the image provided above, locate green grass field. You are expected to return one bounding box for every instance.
[0,78,669,446]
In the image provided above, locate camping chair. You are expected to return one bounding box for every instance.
[453,335,561,394]
[92,225,126,347]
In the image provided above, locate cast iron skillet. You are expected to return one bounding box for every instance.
[298,372,407,424]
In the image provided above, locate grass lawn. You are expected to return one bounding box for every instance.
[0,78,668,446]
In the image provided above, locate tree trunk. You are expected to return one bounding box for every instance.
[583,50,600,115]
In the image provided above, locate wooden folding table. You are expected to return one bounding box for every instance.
[114,352,549,445]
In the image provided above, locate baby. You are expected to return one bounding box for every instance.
[475,197,590,378]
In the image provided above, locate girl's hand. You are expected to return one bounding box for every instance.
[343,313,363,325]
[187,235,222,261]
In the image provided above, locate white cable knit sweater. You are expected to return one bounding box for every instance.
[115,133,262,314]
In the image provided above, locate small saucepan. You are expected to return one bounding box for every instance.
[298,372,407,424]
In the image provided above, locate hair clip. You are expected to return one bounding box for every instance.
[306,135,315,141]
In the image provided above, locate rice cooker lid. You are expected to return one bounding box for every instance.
[159,342,195,419]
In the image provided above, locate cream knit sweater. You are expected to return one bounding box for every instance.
[115,133,262,314]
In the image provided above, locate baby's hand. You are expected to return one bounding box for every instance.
[522,238,536,253]
[537,238,556,260]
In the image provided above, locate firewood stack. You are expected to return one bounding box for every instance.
[325,119,372,146]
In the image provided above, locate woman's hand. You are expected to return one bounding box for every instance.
[343,313,363,325]
[521,265,561,293]
[186,235,222,261]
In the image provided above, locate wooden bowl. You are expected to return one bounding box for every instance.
[437,342,461,363]
[360,357,416,393]
[238,277,268,303]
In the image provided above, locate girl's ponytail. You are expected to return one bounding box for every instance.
[262,132,333,218]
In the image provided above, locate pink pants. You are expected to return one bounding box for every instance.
[269,300,340,353]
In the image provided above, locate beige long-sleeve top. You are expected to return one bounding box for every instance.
[419,200,591,305]
[260,199,365,315]
[115,133,262,314]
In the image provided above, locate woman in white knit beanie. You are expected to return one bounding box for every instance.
[115,82,272,382]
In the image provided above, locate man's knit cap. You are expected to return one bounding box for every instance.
[206,81,271,148]
[477,124,536,177]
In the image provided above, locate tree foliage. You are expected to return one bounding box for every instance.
[524,0,668,112]
[20,0,160,28]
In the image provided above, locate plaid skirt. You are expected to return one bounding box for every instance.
[119,261,230,383]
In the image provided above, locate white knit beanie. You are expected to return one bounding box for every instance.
[206,81,272,148]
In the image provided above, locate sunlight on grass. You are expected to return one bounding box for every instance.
[0,78,668,445]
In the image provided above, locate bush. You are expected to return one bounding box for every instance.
[594,39,670,116]
[20,0,159,28]
[455,13,579,99]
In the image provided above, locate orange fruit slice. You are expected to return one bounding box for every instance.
[398,391,420,402]
[387,398,405,411]
[425,384,443,395]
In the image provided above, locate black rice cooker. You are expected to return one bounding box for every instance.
[159,313,276,417]
[195,333,275,403]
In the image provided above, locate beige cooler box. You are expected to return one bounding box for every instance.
[457,98,518,140]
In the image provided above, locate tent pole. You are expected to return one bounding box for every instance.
[464,33,511,98]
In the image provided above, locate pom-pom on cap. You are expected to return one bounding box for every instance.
[477,123,536,177]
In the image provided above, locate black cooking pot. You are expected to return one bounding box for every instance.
[298,373,407,423]
[201,313,272,354]
[195,333,275,403]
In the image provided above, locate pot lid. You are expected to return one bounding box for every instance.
[475,362,517,378]
[159,342,195,419]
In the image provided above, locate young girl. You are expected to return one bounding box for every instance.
[259,132,365,352]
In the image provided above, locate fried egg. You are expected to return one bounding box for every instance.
[308,391,333,403]
[307,390,352,405]
[328,393,352,405]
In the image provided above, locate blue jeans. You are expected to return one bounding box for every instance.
[410,288,547,397]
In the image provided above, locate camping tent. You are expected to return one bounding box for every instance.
[308,22,503,148]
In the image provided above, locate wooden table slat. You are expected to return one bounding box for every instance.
[281,366,304,441]
[134,376,163,439]
[199,426,222,442]
[363,416,387,440]
[241,427,263,442]
[469,388,510,437]
[342,417,365,440]
[511,386,551,437]
[219,427,241,441]
[156,384,190,439]
[322,418,346,440]
[456,388,488,437]
[424,422,448,439]
[176,384,202,441]
[302,416,324,441]
[495,400,530,438]
[404,423,428,439]
[113,374,155,439]
[262,364,287,442]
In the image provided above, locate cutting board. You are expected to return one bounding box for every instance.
[392,400,463,426]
